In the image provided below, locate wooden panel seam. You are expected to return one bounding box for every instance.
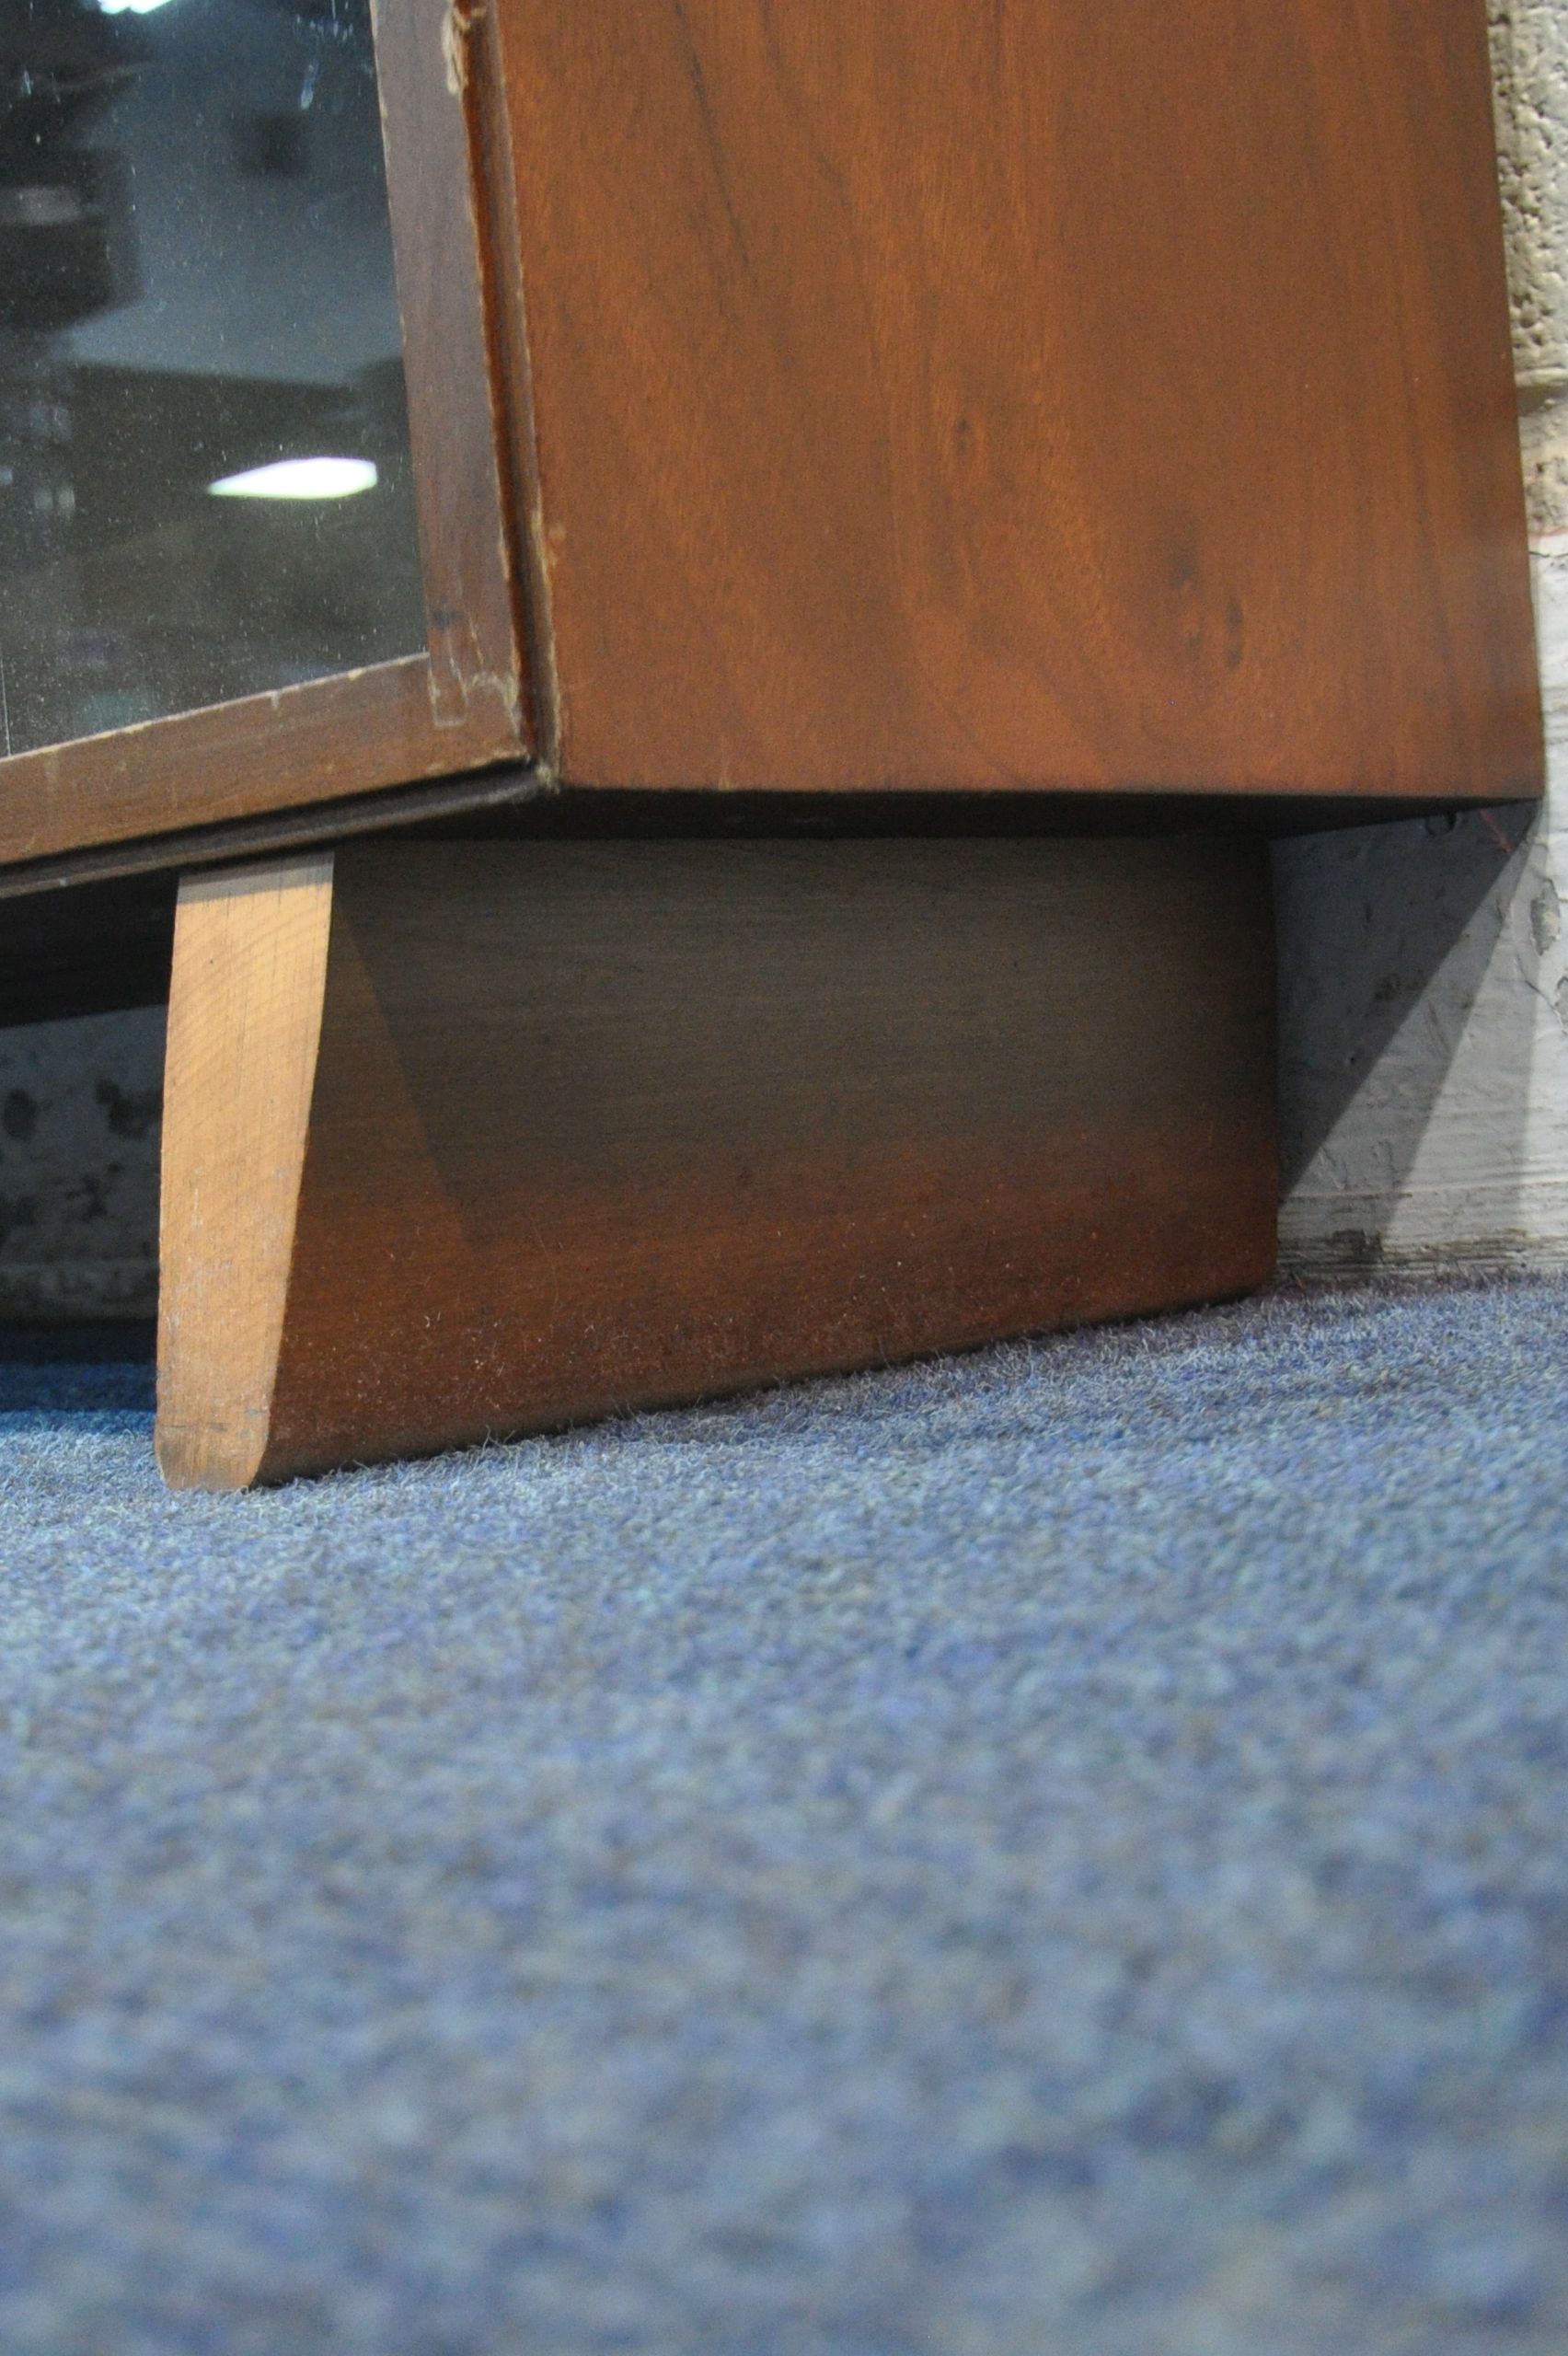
[464,0,563,773]
[375,0,532,741]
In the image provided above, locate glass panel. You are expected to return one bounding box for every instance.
[0,0,426,758]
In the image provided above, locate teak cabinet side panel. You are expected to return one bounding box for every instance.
[490,0,1541,802]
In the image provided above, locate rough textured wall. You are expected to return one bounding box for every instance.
[1274,0,1568,1275]
[1492,0,1568,387]
[1,8,1564,1313]
[0,1007,163,1316]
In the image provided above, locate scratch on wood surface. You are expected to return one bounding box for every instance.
[443,0,472,99]
[528,497,565,762]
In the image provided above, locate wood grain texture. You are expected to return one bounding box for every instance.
[0,656,525,872]
[372,0,531,735]
[156,856,335,1491]
[155,836,1277,1488]
[490,0,1542,802]
[0,763,547,907]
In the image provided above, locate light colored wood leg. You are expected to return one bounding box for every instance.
[156,856,335,1489]
[156,836,1278,1489]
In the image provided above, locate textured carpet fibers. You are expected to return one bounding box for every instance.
[0,1278,1566,2355]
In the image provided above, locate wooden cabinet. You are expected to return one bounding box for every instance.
[0,0,1542,882]
[492,0,1542,805]
[0,2,1542,1482]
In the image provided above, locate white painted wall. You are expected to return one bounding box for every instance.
[1275,0,1568,1274]
[2,6,1564,1314]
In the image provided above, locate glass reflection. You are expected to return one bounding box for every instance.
[0,0,425,759]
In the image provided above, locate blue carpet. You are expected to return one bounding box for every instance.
[1,1277,1566,2354]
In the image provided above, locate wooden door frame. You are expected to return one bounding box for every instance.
[0,0,537,881]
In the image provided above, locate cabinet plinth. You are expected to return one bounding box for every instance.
[156,837,1278,1488]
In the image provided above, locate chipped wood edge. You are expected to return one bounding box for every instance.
[156,854,336,1491]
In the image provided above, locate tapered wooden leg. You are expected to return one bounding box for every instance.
[156,837,1277,1489]
[156,855,336,1489]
